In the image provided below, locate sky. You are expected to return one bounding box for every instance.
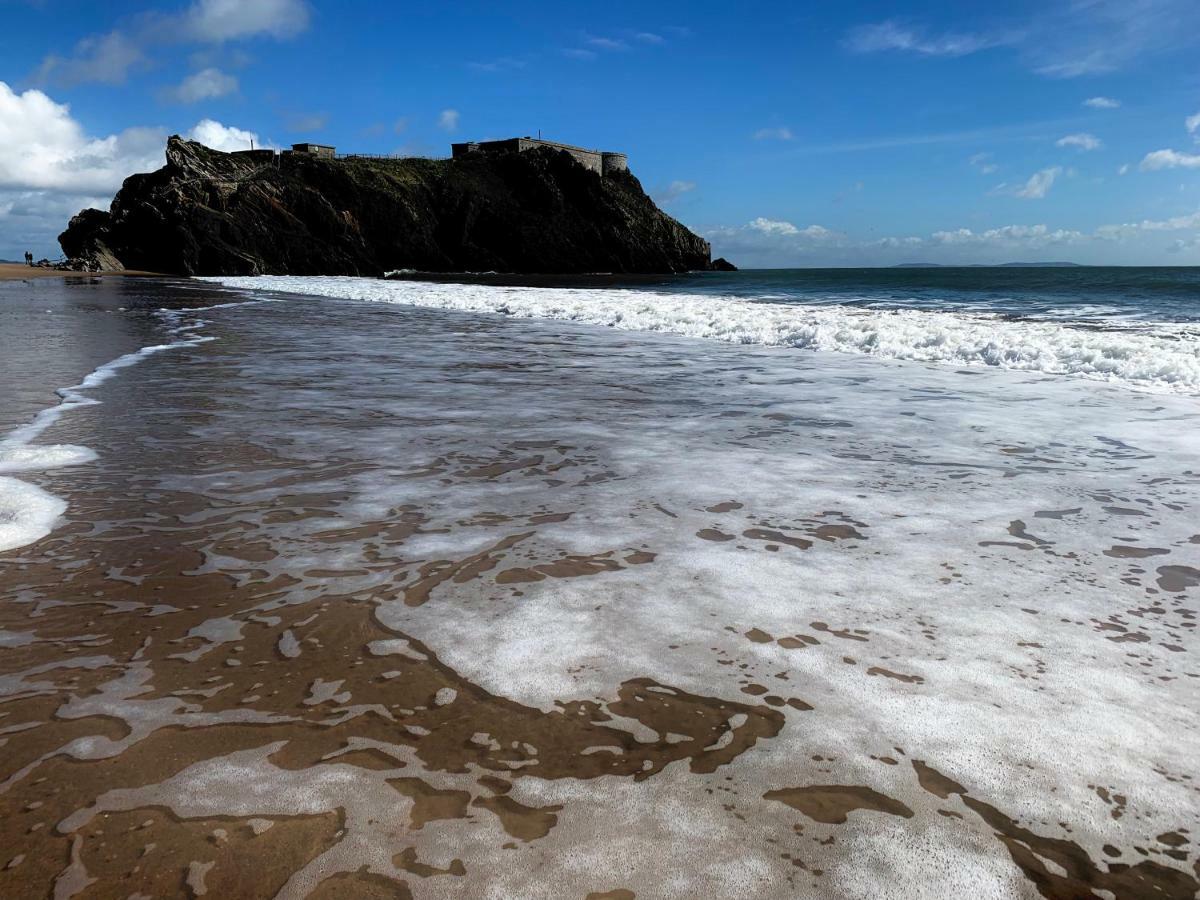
[1,0,1199,266]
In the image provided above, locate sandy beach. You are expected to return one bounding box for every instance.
[0,275,1197,898]
[0,263,158,281]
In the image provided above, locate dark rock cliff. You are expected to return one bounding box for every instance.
[59,137,717,275]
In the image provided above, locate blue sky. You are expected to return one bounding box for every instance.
[1,0,1199,265]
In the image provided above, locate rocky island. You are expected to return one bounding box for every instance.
[58,136,723,276]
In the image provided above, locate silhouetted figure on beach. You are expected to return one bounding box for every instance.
[25,251,33,266]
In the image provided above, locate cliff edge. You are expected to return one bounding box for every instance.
[59,137,716,276]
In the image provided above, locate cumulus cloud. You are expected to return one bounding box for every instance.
[34,31,144,87]
[845,20,1008,57]
[753,127,794,141]
[165,67,238,103]
[1140,149,1200,170]
[1187,112,1200,139]
[1012,167,1062,199]
[1056,132,1102,151]
[0,82,164,193]
[183,0,311,42]
[188,118,265,152]
[932,224,1083,246]
[0,82,261,256]
[652,180,696,206]
[437,109,460,132]
[1084,96,1120,109]
[747,218,800,236]
[744,219,836,239]
[703,218,842,266]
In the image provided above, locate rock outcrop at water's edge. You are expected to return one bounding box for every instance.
[59,137,720,276]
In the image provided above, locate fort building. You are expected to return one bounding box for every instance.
[289,142,337,159]
[451,137,628,176]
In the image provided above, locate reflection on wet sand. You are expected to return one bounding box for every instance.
[1,278,1198,898]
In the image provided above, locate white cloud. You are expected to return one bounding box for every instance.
[969,152,998,174]
[1187,112,1200,139]
[849,3,1200,79]
[0,80,188,257]
[183,0,310,42]
[1095,211,1200,239]
[753,127,794,141]
[747,218,798,236]
[706,208,1200,266]
[0,81,164,193]
[165,67,238,103]
[561,48,597,61]
[437,109,460,132]
[586,36,628,51]
[1013,167,1062,199]
[34,31,144,87]
[1084,96,1121,109]
[188,118,264,152]
[652,180,696,206]
[845,20,1008,57]
[931,224,1083,246]
[32,0,308,87]
[635,32,665,44]
[1056,132,1102,151]
[1140,149,1200,170]
[737,219,834,239]
[1029,0,1200,78]
[1118,163,1130,175]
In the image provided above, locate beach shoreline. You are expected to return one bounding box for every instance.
[0,263,161,281]
[0,276,1196,898]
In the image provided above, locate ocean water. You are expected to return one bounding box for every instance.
[0,271,1198,898]
[210,267,1200,391]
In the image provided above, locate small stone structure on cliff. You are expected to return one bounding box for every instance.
[451,137,628,176]
[289,142,337,159]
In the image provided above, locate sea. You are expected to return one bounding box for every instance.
[0,268,1197,898]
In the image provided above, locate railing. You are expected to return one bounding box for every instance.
[338,153,449,161]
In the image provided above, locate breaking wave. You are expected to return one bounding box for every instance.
[202,276,1200,393]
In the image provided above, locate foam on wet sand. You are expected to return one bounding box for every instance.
[0,277,1197,899]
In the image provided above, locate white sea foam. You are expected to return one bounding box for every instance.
[0,477,67,554]
[202,275,1200,392]
[0,304,244,555]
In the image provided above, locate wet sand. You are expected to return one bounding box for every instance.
[0,276,1198,899]
[0,264,157,281]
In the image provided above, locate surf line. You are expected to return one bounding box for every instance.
[0,298,274,554]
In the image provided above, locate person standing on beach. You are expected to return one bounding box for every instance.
[25,251,33,266]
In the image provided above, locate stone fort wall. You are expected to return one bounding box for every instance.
[452,138,628,175]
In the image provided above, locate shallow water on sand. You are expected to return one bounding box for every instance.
[0,276,1198,899]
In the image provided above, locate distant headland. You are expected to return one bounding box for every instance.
[59,136,731,277]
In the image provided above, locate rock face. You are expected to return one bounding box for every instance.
[59,137,719,276]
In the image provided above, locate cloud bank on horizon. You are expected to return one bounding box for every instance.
[0,0,1197,265]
